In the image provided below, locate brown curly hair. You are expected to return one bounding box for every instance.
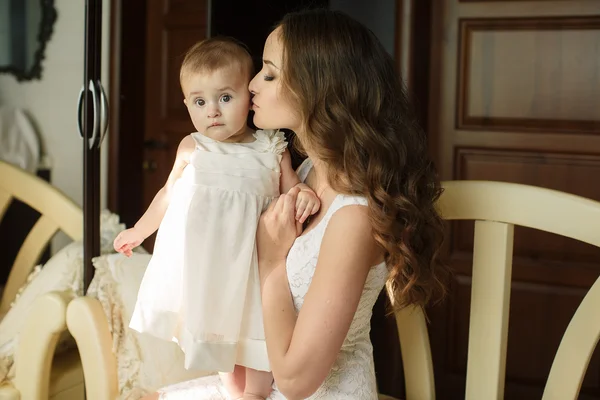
[277,9,448,309]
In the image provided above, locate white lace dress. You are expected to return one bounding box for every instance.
[158,158,388,399]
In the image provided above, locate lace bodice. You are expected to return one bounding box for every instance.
[270,159,388,399]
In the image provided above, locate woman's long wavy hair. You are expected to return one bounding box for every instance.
[277,9,449,309]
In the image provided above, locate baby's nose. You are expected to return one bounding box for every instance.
[207,106,221,118]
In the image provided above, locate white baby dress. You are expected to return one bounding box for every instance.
[129,129,287,373]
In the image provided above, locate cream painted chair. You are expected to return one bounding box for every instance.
[388,180,600,400]
[0,160,85,400]
[63,180,600,400]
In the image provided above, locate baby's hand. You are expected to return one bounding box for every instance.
[113,227,144,257]
[294,187,321,223]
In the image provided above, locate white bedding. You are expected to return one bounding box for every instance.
[0,210,125,385]
[89,254,212,399]
[0,209,210,399]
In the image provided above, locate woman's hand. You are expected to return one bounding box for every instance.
[257,186,303,281]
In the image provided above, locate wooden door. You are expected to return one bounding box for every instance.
[427,1,600,398]
[141,0,207,250]
[132,0,326,251]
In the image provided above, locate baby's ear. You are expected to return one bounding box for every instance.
[183,98,187,106]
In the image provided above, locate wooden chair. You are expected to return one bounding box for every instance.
[388,180,600,400]
[0,160,84,400]
[61,179,600,400]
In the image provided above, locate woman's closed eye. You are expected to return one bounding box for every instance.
[264,75,274,82]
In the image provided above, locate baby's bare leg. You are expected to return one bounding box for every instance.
[219,364,246,399]
[243,368,274,399]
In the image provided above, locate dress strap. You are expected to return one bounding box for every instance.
[296,158,313,183]
[327,195,368,216]
[319,194,369,233]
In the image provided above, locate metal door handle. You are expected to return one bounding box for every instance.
[76,80,100,149]
[98,80,109,147]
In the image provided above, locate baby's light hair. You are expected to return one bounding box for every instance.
[180,36,254,84]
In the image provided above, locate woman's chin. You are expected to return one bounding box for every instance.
[251,116,269,130]
[252,114,290,132]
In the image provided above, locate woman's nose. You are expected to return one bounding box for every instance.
[249,75,259,94]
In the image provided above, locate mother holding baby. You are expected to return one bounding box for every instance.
[148,7,448,400]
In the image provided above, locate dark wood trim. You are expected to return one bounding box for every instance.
[107,0,120,215]
[395,0,432,133]
[107,0,147,229]
[395,0,412,88]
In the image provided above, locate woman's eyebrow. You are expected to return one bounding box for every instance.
[263,59,280,70]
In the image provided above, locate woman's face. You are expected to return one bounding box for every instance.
[249,28,302,132]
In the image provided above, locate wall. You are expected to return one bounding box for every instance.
[0,0,111,250]
[27,0,42,70]
[329,0,396,56]
[0,1,9,65]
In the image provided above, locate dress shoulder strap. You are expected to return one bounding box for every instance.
[296,158,313,182]
[320,194,369,233]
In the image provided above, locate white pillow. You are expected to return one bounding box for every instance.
[0,239,83,384]
[88,253,212,399]
[0,209,129,385]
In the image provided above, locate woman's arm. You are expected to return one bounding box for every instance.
[260,205,381,399]
[132,135,195,238]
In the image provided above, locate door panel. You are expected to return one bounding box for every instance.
[141,0,206,250]
[427,1,600,398]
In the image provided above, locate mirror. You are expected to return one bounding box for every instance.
[0,0,57,81]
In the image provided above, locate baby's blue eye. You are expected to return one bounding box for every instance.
[195,99,205,106]
[221,94,232,103]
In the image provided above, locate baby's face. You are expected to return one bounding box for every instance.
[182,66,251,142]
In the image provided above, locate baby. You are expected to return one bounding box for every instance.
[113,37,320,399]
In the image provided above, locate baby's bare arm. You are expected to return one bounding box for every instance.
[133,135,195,239]
[279,150,320,223]
[279,150,301,194]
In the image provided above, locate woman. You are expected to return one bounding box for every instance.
[150,8,448,400]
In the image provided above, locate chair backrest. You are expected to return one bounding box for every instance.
[393,180,600,400]
[0,161,82,313]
